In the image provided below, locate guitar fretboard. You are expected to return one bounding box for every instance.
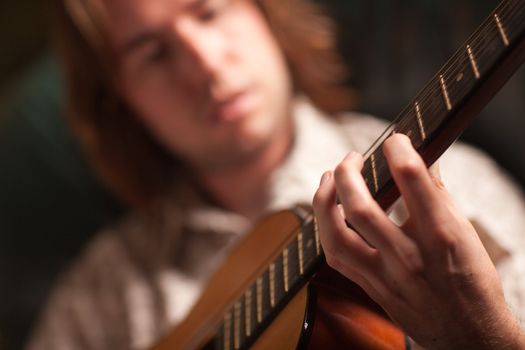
[215,0,525,348]
[215,207,322,350]
[361,0,525,204]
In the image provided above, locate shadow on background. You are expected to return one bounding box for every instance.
[0,0,523,349]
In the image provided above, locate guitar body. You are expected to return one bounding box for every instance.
[303,267,405,350]
[254,264,405,350]
[152,209,405,350]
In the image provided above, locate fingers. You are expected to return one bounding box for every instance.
[383,134,465,251]
[313,172,393,306]
[313,171,377,270]
[333,152,409,252]
[383,135,453,222]
[313,166,425,308]
[382,135,439,211]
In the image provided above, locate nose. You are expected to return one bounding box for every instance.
[174,20,228,84]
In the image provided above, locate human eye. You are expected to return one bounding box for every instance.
[145,43,169,64]
[138,41,172,68]
[197,0,229,22]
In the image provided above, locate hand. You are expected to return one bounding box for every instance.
[313,134,525,349]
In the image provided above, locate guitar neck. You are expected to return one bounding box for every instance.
[362,0,525,210]
[216,0,525,348]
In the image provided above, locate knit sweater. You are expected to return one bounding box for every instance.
[27,100,525,349]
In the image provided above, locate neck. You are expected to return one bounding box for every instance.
[197,117,294,221]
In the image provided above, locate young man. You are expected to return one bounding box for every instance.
[28,0,525,348]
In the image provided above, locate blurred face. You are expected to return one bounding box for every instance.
[103,0,293,171]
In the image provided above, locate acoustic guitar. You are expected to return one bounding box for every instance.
[153,0,525,348]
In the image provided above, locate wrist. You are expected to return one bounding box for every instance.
[467,306,525,350]
[501,314,525,350]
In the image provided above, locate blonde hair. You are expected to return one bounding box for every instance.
[53,0,355,208]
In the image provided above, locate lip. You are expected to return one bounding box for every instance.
[210,88,256,123]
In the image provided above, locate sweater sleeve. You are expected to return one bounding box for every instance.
[26,233,135,350]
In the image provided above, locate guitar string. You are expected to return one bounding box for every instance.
[372,5,524,182]
[361,1,525,185]
[403,0,522,120]
[395,0,524,137]
[391,0,523,141]
[408,2,524,135]
[360,0,523,167]
[368,0,520,158]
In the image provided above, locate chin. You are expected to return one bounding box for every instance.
[204,101,290,169]
[236,113,279,151]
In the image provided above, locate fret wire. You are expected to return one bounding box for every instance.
[224,309,232,350]
[439,74,452,111]
[414,102,427,141]
[302,220,318,270]
[269,263,276,308]
[494,13,510,46]
[244,289,252,337]
[466,44,481,79]
[233,302,241,350]
[285,237,299,286]
[298,232,304,275]
[366,148,391,194]
[414,74,468,133]
[296,224,316,272]
[283,248,289,292]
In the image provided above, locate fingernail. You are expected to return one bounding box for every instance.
[320,171,331,185]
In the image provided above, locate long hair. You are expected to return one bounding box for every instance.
[53,0,355,209]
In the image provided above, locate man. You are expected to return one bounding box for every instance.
[28,0,525,348]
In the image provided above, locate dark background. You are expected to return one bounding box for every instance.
[1,0,523,349]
